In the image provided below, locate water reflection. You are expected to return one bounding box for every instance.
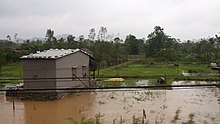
[0,94,24,124]
[0,81,219,124]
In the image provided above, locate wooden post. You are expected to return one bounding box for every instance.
[12,97,15,112]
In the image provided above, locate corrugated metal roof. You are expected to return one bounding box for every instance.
[21,48,87,59]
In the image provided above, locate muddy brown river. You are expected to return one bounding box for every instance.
[0,81,220,124]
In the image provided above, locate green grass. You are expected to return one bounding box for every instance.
[98,63,216,77]
[0,62,23,87]
[98,63,176,78]
[180,64,216,73]
[97,61,219,81]
[1,63,23,77]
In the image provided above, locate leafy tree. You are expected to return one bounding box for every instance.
[0,48,6,75]
[91,40,105,75]
[45,29,54,42]
[20,41,43,53]
[137,38,145,54]
[145,26,180,62]
[14,33,18,43]
[155,48,183,62]
[2,26,220,71]
[6,35,11,41]
[125,34,138,55]
[67,35,75,43]
[97,27,107,41]
[124,35,145,55]
[79,35,84,42]
[146,26,166,57]
[114,37,122,43]
[88,28,96,41]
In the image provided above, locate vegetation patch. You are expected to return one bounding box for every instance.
[97,62,218,83]
[68,113,104,124]
[0,63,23,87]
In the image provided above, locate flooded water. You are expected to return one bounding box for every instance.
[0,81,220,124]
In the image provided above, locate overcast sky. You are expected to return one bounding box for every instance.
[0,0,220,41]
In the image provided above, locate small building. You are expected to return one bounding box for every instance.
[21,48,96,89]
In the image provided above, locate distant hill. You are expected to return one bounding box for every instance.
[0,34,73,43]
[31,37,46,42]
[31,34,71,41]
[56,34,70,40]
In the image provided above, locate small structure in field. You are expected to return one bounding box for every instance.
[7,48,97,100]
[21,48,96,89]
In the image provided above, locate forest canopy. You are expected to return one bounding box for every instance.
[1,26,220,69]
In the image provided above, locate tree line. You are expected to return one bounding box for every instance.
[1,26,220,71]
